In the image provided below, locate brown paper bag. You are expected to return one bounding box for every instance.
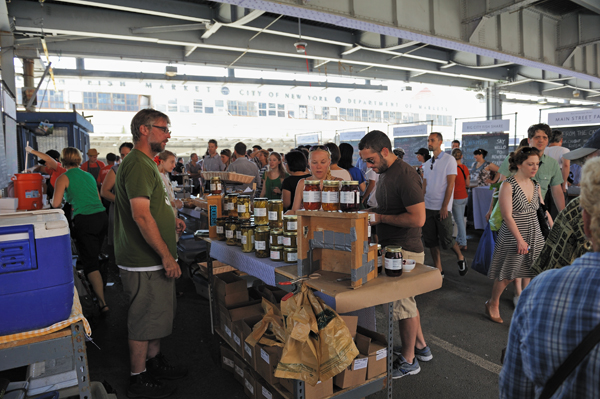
[245,298,286,348]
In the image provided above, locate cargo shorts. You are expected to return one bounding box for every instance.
[392,250,425,321]
[422,208,456,250]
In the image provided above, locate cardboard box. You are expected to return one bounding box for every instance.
[340,315,358,339]
[232,321,244,356]
[304,379,333,399]
[234,354,246,385]
[241,314,264,369]
[214,272,249,307]
[221,345,236,374]
[197,260,237,279]
[279,377,293,394]
[244,368,258,399]
[355,326,388,379]
[220,303,263,348]
[256,343,283,386]
[333,354,368,389]
[257,379,286,399]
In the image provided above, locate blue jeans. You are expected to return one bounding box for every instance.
[452,198,468,246]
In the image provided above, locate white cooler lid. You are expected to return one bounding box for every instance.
[0,209,69,239]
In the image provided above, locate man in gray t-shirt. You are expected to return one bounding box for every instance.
[226,142,261,192]
[359,130,433,380]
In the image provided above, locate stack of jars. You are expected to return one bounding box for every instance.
[303,180,361,212]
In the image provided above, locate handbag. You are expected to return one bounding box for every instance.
[539,321,600,399]
[537,197,550,239]
[471,224,496,276]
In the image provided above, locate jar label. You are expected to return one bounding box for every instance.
[385,257,402,270]
[238,204,246,213]
[278,236,284,245]
[303,190,321,203]
[270,236,274,244]
[270,251,281,260]
[340,191,357,204]
[322,191,339,204]
[368,224,371,237]
[255,241,266,250]
[241,235,247,245]
[378,256,383,268]
[216,226,223,234]
[283,237,291,246]
[210,183,216,191]
[225,203,232,211]
[287,221,297,231]
[236,230,241,239]
[268,211,278,221]
[255,207,267,217]
[226,230,233,238]
[287,252,298,262]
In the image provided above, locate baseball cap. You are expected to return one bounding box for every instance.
[415,148,430,157]
[563,128,600,164]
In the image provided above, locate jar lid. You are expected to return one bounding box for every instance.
[283,247,297,252]
[254,197,268,202]
[386,245,403,253]
[210,176,220,180]
[241,222,254,228]
[227,193,239,197]
[271,245,283,250]
[341,180,359,185]
[323,180,339,187]
[270,228,283,234]
[255,223,269,227]
[283,231,297,236]
[239,195,251,199]
[283,215,297,220]
[256,226,270,233]
[305,180,321,185]
[268,199,283,203]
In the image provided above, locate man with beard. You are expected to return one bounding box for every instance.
[115,109,187,398]
[359,130,432,379]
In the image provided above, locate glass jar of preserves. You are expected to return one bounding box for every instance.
[268,199,283,229]
[237,195,251,220]
[255,226,270,258]
[270,245,284,262]
[384,246,403,277]
[235,219,242,246]
[284,247,298,264]
[225,194,239,218]
[322,180,340,212]
[283,215,298,233]
[270,228,283,246]
[241,222,255,253]
[210,176,222,195]
[283,232,297,248]
[253,197,269,225]
[225,218,238,246]
[377,244,383,274]
[340,181,361,212]
[303,180,322,210]
[216,217,228,240]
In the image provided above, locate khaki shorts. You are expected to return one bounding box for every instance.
[422,209,456,250]
[392,250,425,321]
[121,269,176,341]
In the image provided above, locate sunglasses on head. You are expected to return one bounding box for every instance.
[309,145,330,153]
[521,146,537,154]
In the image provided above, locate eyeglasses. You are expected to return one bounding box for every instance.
[309,145,330,153]
[151,125,171,134]
[430,155,436,170]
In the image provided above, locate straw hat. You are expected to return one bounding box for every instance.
[87,148,99,156]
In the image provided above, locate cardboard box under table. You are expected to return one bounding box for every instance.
[296,210,377,289]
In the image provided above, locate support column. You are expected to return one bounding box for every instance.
[23,58,35,111]
[485,82,502,118]
[0,31,15,98]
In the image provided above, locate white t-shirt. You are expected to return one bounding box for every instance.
[544,146,570,169]
[422,152,457,212]
[330,168,352,181]
[365,168,379,207]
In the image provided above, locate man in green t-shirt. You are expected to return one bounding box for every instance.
[114,108,187,399]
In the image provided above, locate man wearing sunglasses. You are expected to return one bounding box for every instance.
[422,133,468,277]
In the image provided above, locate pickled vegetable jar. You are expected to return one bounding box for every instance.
[384,245,403,277]
[303,180,321,210]
[321,180,340,212]
[340,181,360,212]
[237,195,251,220]
[254,226,270,258]
[270,245,284,262]
[283,215,297,233]
[216,217,227,240]
[270,228,283,246]
[284,247,298,264]
[241,222,255,253]
[225,218,238,246]
[268,199,283,229]
[235,219,242,246]
[210,176,222,195]
[253,197,269,225]
[225,194,239,218]
[283,232,297,248]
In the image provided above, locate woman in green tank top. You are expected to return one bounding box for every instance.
[260,152,288,200]
[52,147,110,316]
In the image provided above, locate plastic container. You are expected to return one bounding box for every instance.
[0,210,73,335]
[12,173,44,211]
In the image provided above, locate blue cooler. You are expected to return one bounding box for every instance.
[0,210,74,336]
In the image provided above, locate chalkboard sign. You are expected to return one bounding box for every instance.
[462,133,509,168]
[394,136,429,166]
[556,125,599,151]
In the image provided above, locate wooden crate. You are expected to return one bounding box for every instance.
[296,210,377,288]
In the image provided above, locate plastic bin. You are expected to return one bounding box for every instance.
[0,210,73,336]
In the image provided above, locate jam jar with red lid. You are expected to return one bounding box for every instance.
[303,180,322,210]
[340,181,360,212]
[384,245,403,277]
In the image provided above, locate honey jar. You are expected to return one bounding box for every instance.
[210,176,222,195]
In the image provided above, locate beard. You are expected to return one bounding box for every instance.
[150,141,165,154]
[377,157,390,173]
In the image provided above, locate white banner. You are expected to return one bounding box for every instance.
[548,109,600,126]
[462,119,510,133]
[296,133,320,144]
[339,130,365,141]
[392,124,428,137]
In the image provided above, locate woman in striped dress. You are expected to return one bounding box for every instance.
[485,147,548,323]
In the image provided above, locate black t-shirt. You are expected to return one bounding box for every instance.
[375,159,424,253]
[281,174,311,210]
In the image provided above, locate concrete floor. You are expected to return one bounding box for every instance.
[0,225,510,399]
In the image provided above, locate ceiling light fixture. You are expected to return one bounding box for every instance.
[573,89,581,98]
[537,98,548,104]
[165,66,177,77]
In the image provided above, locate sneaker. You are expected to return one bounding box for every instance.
[392,346,433,362]
[127,371,176,399]
[458,259,468,276]
[147,353,188,380]
[392,355,420,379]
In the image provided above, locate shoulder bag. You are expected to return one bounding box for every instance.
[537,191,550,239]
